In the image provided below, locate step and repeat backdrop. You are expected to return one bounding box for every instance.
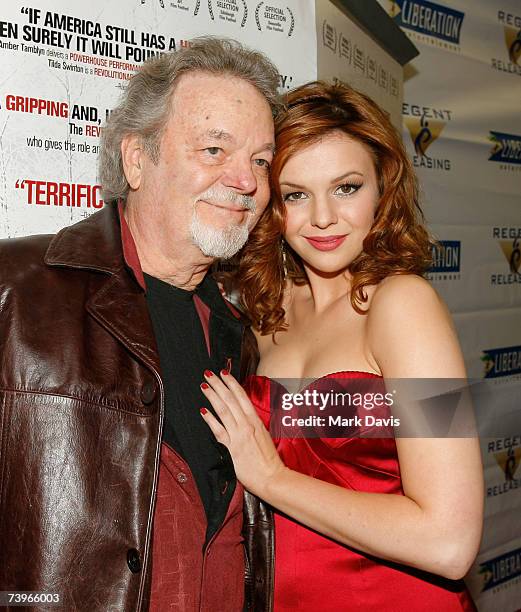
[378,1,521,610]
[1,0,520,610]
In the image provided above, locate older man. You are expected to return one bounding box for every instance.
[0,38,278,611]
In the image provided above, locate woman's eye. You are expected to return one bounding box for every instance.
[283,192,306,202]
[336,183,361,196]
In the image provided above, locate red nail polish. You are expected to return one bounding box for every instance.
[204,370,213,377]
[221,369,229,376]
[200,407,208,415]
[200,382,209,390]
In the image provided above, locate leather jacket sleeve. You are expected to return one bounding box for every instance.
[239,326,274,612]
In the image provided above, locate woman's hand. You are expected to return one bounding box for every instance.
[199,369,286,497]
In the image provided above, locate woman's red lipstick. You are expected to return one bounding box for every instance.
[304,235,347,251]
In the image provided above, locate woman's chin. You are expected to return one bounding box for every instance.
[301,259,351,279]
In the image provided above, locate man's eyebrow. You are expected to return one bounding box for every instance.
[257,143,275,154]
[205,128,235,142]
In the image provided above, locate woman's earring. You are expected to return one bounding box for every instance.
[281,240,288,279]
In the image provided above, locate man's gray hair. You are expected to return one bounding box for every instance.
[99,36,282,202]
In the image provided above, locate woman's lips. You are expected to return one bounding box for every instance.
[304,235,347,251]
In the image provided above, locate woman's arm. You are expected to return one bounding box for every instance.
[200,275,483,580]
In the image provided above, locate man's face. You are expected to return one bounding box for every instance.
[126,71,275,260]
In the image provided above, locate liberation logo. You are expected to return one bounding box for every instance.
[491,227,521,285]
[426,240,461,281]
[488,131,521,172]
[385,0,464,51]
[208,0,247,27]
[479,547,521,592]
[403,103,452,171]
[491,10,521,77]
[481,345,521,379]
[255,3,295,36]
[322,21,399,97]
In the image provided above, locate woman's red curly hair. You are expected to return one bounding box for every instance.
[235,81,433,335]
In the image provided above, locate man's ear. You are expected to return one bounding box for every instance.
[121,134,144,191]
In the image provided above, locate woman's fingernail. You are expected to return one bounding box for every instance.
[200,407,208,415]
[221,369,229,376]
[204,370,213,377]
[200,382,209,390]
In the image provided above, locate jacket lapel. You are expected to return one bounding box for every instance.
[86,273,161,374]
[45,203,161,375]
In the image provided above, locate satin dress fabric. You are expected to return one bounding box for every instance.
[244,371,477,612]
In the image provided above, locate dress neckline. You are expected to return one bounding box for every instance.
[246,370,383,395]
[251,370,382,382]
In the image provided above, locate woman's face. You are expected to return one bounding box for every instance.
[279,132,379,276]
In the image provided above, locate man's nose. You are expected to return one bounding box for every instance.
[221,157,257,194]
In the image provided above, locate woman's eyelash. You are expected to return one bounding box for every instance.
[282,192,306,202]
[282,181,364,202]
[336,182,362,195]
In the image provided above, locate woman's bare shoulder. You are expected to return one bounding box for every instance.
[365,274,464,378]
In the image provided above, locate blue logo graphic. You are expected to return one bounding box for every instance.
[479,547,521,592]
[430,240,460,273]
[389,0,464,44]
[482,345,521,378]
[489,131,521,165]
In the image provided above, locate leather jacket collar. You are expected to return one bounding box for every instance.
[45,202,125,276]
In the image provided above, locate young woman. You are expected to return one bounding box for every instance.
[199,82,483,611]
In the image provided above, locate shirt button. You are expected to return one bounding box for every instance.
[220,480,229,495]
[127,548,142,573]
[177,472,188,484]
[140,379,157,405]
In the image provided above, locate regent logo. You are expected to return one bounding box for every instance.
[386,0,464,49]
[505,26,521,64]
[403,103,452,171]
[499,237,521,274]
[486,438,521,499]
[495,447,521,482]
[405,116,445,156]
[255,3,295,36]
[479,547,521,592]
[488,131,521,168]
[426,240,460,281]
[491,227,521,286]
[208,0,247,27]
[481,345,521,378]
[492,11,521,76]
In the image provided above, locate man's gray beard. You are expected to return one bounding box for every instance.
[190,188,257,259]
[190,212,251,259]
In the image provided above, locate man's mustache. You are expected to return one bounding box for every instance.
[197,188,257,213]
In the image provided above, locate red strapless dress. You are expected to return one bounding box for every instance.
[244,371,477,612]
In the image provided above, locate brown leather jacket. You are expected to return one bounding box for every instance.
[0,204,273,611]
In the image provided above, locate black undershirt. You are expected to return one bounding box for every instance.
[144,272,236,542]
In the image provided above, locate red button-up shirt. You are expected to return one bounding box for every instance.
[118,203,245,611]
